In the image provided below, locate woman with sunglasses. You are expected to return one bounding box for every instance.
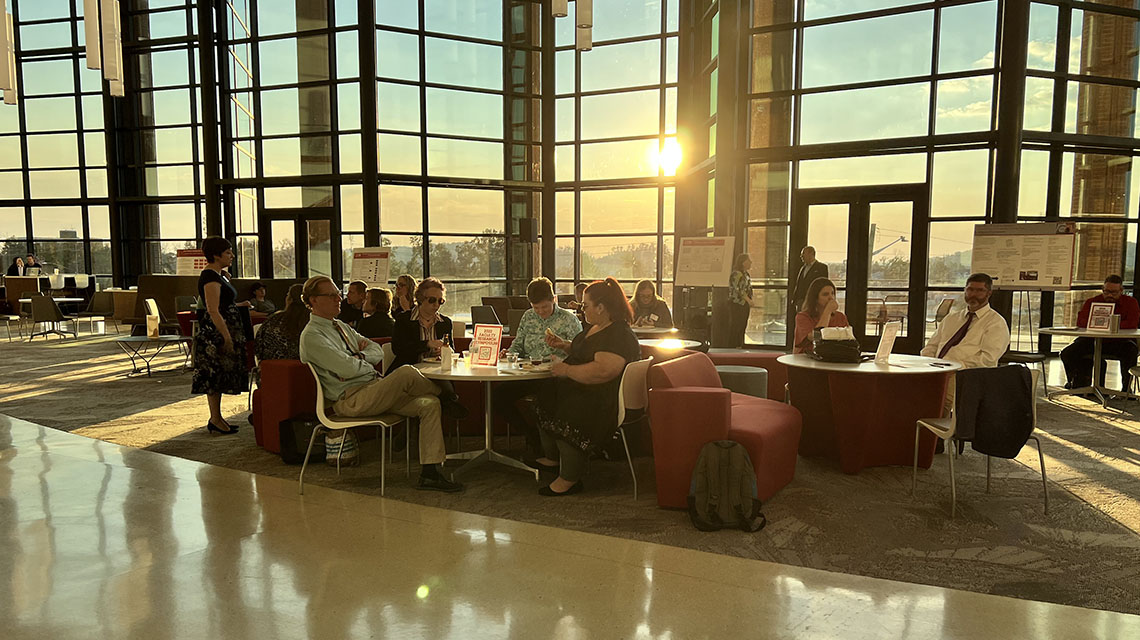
[388,277,455,374]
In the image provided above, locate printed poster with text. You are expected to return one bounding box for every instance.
[470,323,504,367]
[176,249,208,276]
[350,247,391,288]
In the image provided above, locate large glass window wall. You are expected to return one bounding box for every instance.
[0,0,112,284]
[552,0,679,301]
[739,0,1000,346]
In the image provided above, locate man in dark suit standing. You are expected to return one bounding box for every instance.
[790,246,828,312]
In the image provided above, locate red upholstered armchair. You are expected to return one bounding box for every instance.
[648,352,802,508]
[252,359,316,453]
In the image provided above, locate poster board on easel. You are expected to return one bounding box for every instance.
[349,247,391,288]
[674,236,736,287]
[969,223,1076,290]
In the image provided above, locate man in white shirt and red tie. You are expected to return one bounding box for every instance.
[921,273,1011,412]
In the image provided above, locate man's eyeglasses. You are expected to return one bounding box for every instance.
[1104,288,1123,296]
[424,296,446,306]
[314,291,343,300]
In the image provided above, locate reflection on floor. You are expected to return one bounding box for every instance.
[2,416,1138,640]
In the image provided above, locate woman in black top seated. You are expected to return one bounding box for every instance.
[392,274,417,319]
[253,284,308,382]
[356,287,395,339]
[6,257,25,276]
[388,277,454,373]
[192,236,249,435]
[532,277,641,496]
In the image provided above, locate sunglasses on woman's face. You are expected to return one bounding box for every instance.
[425,296,445,306]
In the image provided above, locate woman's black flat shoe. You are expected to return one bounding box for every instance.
[525,457,559,472]
[206,421,238,435]
[538,481,583,497]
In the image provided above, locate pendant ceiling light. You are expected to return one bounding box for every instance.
[83,0,125,97]
[553,0,592,52]
[0,11,16,105]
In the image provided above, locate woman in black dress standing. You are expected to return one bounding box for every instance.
[533,277,641,496]
[193,236,248,435]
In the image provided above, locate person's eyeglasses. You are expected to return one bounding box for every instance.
[425,296,445,306]
[1104,288,1122,296]
[314,291,343,300]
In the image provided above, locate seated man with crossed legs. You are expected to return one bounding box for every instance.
[299,275,464,493]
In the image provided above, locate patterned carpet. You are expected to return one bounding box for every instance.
[3,334,1140,615]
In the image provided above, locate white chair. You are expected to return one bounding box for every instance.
[1130,365,1140,397]
[301,363,409,496]
[912,368,1047,517]
[2,314,24,342]
[247,322,264,410]
[615,357,653,500]
[73,274,90,289]
[48,273,66,290]
[381,342,394,374]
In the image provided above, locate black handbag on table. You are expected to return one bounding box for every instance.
[811,329,866,363]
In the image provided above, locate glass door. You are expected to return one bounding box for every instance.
[261,209,339,281]
[792,185,929,353]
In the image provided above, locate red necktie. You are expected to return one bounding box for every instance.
[938,311,976,359]
[333,321,359,355]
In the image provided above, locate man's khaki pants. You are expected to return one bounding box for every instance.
[332,366,446,465]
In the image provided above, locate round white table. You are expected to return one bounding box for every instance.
[1040,327,1140,406]
[638,338,702,350]
[631,326,678,337]
[778,353,960,474]
[19,297,85,304]
[415,360,552,481]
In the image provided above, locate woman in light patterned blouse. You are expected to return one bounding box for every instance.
[728,253,754,347]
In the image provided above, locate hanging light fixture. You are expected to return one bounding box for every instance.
[553,0,594,52]
[0,11,16,105]
[83,0,125,97]
[576,0,592,28]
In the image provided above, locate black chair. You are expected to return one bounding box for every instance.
[29,294,78,340]
[1000,350,1048,397]
[77,291,118,335]
[470,305,501,325]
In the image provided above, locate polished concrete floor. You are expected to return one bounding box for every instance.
[2,415,1138,640]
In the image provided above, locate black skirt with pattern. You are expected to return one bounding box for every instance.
[191,305,249,395]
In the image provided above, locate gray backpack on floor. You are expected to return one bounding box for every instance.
[687,441,767,532]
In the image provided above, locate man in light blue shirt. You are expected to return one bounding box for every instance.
[299,276,463,493]
[496,277,582,460]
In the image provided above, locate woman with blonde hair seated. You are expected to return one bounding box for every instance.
[793,277,849,355]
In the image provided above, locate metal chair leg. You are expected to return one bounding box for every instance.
[299,426,324,495]
[380,425,386,496]
[985,455,992,493]
[911,424,920,496]
[405,419,411,476]
[948,439,957,518]
[1028,434,1048,515]
[619,426,637,500]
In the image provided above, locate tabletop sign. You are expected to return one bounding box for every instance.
[175,249,208,276]
[674,236,736,287]
[470,323,503,367]
[349,247,391,288]
[1087,302,1115,332]
[874,321,901,363]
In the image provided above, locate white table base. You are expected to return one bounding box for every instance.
[445,381,540,482]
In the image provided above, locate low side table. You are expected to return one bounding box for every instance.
[715,365,768,399]
[116,335,192,377]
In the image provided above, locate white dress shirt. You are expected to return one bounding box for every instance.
[920,303,1010,369]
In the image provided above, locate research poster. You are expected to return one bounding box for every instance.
[970,223,1075,290]
[674,236,736,287]
[349,247,391,288]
